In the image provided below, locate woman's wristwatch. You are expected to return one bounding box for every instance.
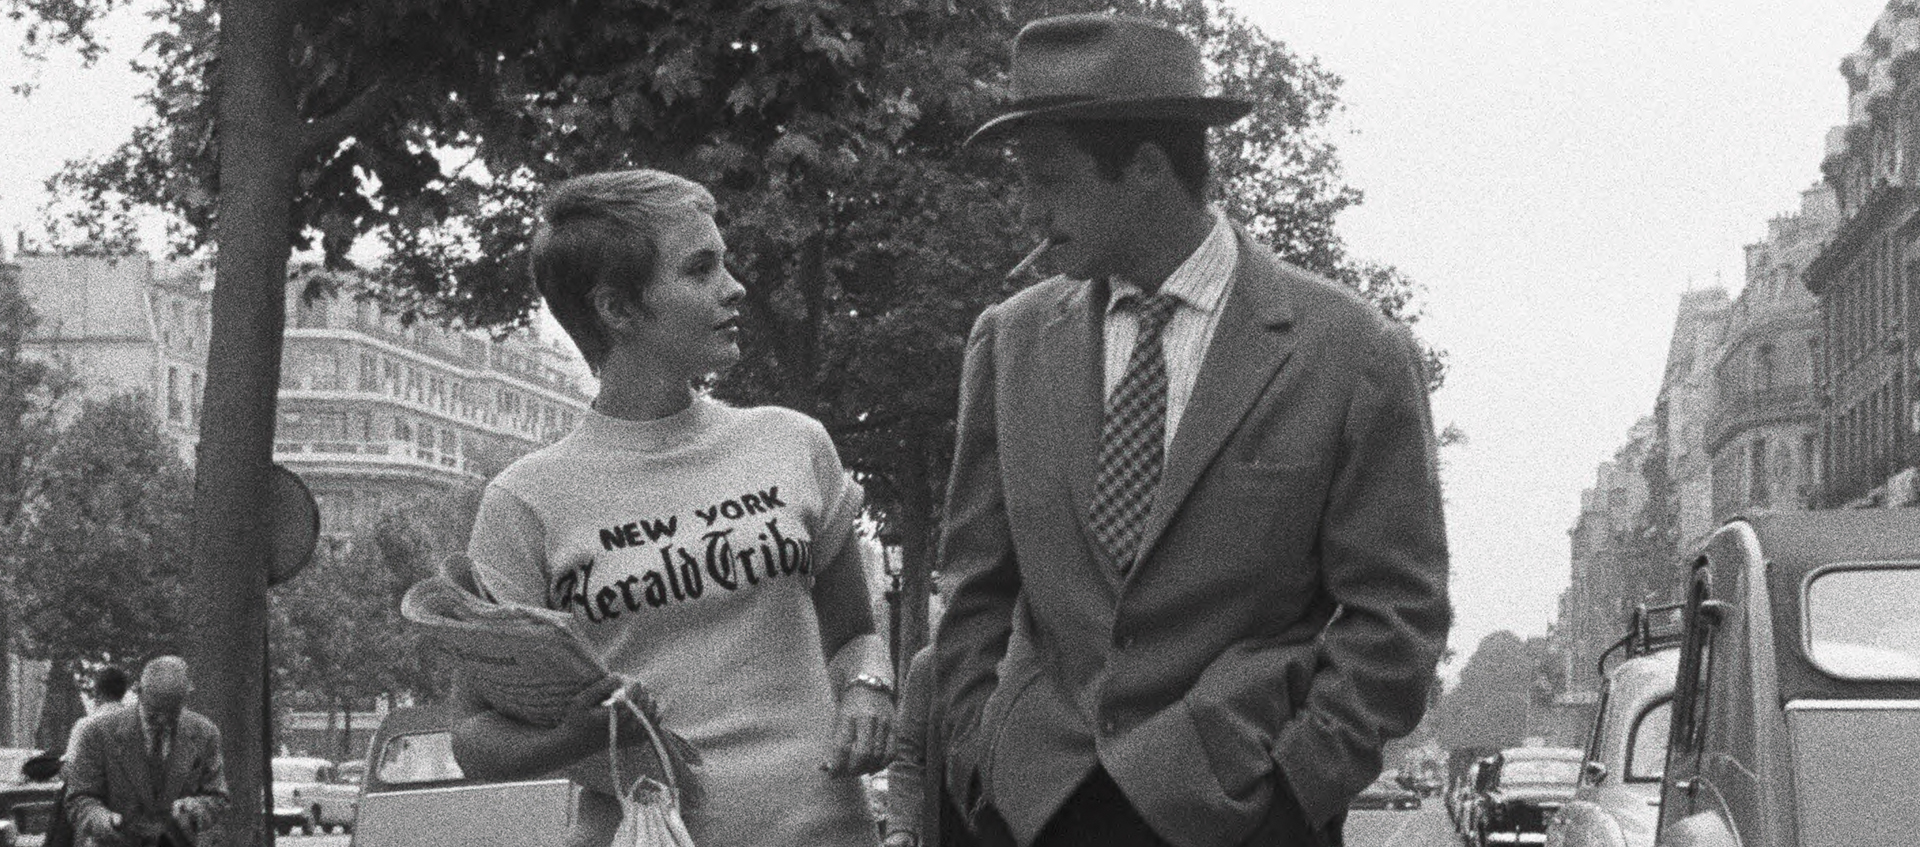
[844,672,896,700]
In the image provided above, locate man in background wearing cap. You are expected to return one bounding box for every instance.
[932,13,1450,847]
[65,656,229,846]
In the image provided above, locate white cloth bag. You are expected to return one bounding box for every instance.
[607,693,696,847]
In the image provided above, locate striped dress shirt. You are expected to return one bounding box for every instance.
[1103,209,1239,448]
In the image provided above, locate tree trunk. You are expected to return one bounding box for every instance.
[778,234,827,414]
[186,0,299,843]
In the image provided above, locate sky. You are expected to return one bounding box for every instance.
[0,1,1900,672]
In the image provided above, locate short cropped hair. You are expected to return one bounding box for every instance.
[93,666,129,702]
[1059,119,1210,203]
[529,170,718,371]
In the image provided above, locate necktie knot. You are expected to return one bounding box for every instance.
[1122,292,1181,342]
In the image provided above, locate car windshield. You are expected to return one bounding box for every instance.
[1500,759,1580,785]
[272,760,323,783]
[1807,565,1920,680]
[375,731,465,785]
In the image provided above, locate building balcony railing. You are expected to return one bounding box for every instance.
[1707,384,1817,452]
[273,439,469,475]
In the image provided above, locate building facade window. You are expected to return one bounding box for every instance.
[1749,437,1770,506]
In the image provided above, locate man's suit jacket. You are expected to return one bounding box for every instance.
[933,227,1451,847]
[65,706,229,846]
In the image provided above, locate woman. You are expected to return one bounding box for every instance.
[450,169,894,847]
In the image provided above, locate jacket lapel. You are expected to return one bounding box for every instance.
[1130,231,1298,575]
[1049,278,1108,539]
[112,711,158,805]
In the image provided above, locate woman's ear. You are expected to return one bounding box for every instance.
[591,284,646,332]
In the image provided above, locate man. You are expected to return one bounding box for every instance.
[66,657,228,847]
[933,14,1451,847]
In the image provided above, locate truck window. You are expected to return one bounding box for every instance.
[1626,699,1671,782]
[1806,564,1920,680]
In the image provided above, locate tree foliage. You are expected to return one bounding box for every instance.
[0,265,79,747]
[1433,630,1564,752]
[0,266,75,532]
[8,392,193,665]
[272,510,454,723]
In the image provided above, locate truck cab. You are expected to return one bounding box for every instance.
[1655,512,1920,847]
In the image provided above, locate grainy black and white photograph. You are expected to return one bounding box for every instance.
[2,1,1919,846]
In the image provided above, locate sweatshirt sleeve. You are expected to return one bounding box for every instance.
[466,483,552,609]
[802,415,865,575]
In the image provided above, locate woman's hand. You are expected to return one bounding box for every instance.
[821,684,894,776]
[556,675,629,743]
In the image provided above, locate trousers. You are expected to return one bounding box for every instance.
[965,767,1345,847]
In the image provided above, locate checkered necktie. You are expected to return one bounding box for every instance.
[1090,291,1181,572]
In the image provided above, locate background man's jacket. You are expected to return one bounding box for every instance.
[65,707,229,847]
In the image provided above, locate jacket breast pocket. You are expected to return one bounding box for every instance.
[1216,455,1331,498]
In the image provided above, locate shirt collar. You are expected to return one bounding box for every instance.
[1107,208,1237,315]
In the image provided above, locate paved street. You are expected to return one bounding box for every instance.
[13,830,353,846]
[1345,801,1458,847]
[19,807,1464,847]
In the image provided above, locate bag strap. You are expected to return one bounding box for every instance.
[605,685,680,802]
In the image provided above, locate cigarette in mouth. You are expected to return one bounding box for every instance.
[1007,238,1054,281]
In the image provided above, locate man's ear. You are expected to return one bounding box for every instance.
[1122,142,1176,194]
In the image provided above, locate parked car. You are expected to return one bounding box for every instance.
[0,748,61,841]
[1350,776,1422,811]
[1546,604,1681,847]
[348,705,576,847]
[268,791,316,837]
[1465,746,1583,846]
[273,755,360,834]
[1653,512,1920,846]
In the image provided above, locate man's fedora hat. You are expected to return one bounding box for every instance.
[966,13,1254,147]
